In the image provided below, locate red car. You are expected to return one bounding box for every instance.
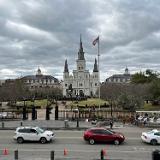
[83,127,125,145]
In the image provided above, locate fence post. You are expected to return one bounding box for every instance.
[2,122,4,128]
[100,150,104,160]
[50,151,54,160]
[14,150,18,160]
[152,150,160,160]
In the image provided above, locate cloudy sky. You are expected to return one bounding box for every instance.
[0,0,160,82]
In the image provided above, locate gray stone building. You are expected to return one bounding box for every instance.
[21,68,60,90]
[106,67,132,83]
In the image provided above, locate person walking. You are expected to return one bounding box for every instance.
[110,120,113,129]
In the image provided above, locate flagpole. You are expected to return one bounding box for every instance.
[98,36,100,110]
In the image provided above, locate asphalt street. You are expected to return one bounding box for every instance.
[0,126,159,160]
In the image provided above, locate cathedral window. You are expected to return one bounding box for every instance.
[65,84,67,87]
[95,83,97,86]
[79,83,83,86]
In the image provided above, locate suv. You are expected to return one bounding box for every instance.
[13,126,55,144]
[84,127,125,145]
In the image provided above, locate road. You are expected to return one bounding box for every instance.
[0,126,159,160]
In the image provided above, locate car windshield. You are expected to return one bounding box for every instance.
[147,130,158,134]
[36,127,45,134]
[106,129,115,134]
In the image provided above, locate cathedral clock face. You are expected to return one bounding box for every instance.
[79,64,83,70]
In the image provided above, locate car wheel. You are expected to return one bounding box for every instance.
[89,139,95,145]
[151,139,157,145]
[17,137,24,144]
[40,137,47,144]
[114,139,120,145]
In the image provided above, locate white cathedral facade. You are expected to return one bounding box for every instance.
[63,37,99,97]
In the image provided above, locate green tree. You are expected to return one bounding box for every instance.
[150,79,160,100]
[131,72,148,83]
[131,69,159,84]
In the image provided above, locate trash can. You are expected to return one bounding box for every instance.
[152,150,160,160]
[64,120,69,128]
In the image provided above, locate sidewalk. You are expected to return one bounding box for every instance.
[0,119,124,130]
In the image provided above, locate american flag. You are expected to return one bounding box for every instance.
[92,36,99,46]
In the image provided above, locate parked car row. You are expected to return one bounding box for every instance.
[0,112,14,119]
[13,126,160,145]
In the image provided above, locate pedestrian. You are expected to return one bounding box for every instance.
[110,120,113,129]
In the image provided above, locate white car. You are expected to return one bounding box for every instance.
[13,126,55,144]
[141,129,160,145]
[0,112,7,118]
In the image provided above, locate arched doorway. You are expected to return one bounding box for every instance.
[79,90,84,97]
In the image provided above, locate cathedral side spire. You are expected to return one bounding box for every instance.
[64,59,69,72]
[78,34,85,60]
[93,58,98,72]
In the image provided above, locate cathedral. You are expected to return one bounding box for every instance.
[63,36,99,97]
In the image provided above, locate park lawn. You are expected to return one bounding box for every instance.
[140,103,160,111]
[17,99,49,108]
[70,98,109,108]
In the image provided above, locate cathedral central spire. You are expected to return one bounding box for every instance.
[78,34,85,60]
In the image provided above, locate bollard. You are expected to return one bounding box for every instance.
[2,122,4,128]
[152,150,160,160]
[64,120,69,128]
[76,118,79,128]
[20,121,23,126]
[100,150,104,160]
[50,151,54,160]
[14,150,18,160]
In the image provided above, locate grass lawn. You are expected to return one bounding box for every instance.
[69,98,109,108]
[17,99,49,108]
[140,102,160,111]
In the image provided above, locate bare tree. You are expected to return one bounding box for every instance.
[100,83,150,111]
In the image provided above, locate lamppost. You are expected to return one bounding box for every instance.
[110,100,113,118]
[76,105,79,128]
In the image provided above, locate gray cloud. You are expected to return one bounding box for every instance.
[0,0,160,81]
